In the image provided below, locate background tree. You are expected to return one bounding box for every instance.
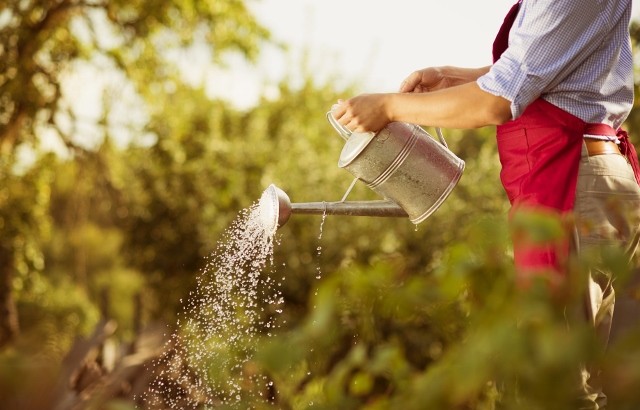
[0,0,270,346]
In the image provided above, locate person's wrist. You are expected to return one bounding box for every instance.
[385,93,401,123]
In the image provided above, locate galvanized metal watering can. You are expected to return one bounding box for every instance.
[259,110,465,233]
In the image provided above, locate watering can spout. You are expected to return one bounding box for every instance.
[258,184,408,233]
[258,184,294,234]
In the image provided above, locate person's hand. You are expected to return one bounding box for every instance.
[399,67,451,93]
[399,66,492,93]
[331,94,391,134]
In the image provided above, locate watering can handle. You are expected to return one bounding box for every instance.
[328,110,449,148]
[326,111,352,141]
[435,127,448,149]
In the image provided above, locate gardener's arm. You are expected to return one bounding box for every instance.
[333,80,512,132]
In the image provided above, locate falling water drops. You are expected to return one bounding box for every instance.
[315,207,327,280]
[140,198,284,409]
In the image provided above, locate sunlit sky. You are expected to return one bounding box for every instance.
[204,0,640,108]
[208,0,517,107]
[52,0,640,154]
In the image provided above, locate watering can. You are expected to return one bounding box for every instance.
[259,111,465,233]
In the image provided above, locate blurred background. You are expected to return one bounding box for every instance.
[1,1,640,409]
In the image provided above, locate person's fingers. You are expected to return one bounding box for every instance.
[335,107,352,127]
[399,71,422,92]
[331,100,347,119]
[401,68,446,93]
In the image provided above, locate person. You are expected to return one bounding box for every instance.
[332,0,640,408]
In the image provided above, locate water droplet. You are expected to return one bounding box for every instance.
[141,199,285,407]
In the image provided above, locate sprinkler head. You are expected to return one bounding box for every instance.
[258,184,293,234]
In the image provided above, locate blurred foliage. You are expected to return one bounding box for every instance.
[0,0,271,347]
[0,2,639,410]
[0,0,270,152]
[253,214,640,410]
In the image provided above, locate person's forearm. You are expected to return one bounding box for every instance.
[387,80,511,129]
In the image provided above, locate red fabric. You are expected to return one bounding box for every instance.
[497,100,584,279]
[616,130,640,186]
[497,100,584,212]
[492,1,521,63]
[493,1,581,280]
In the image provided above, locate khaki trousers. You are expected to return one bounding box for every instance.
[573,142,640,409]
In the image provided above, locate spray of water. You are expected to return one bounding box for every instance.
[139,199,283,408]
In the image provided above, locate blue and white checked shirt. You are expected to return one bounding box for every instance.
[477,0,634,129]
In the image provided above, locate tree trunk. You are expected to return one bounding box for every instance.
[0,245,19,348]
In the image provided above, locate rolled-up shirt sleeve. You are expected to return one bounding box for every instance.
[477,0,606,120]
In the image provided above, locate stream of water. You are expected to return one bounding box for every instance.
[140,200,283,408]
